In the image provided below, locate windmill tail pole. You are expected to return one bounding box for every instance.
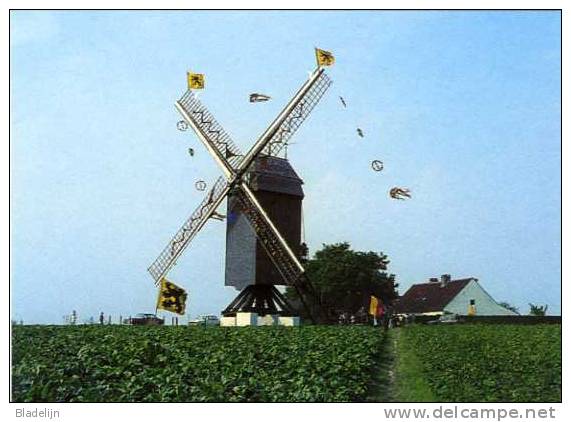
[294,284,316,324]
[295,275,328,324]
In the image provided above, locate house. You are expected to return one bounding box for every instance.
[394,274,518,316]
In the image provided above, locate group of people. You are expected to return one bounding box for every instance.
[336,305,396,330]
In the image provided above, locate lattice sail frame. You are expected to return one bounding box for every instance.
[177,91,243,170]
[262,71,332,157]
[148,177,230,283]
[148,67,332,297]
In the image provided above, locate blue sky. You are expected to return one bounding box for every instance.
[10,11,561,323]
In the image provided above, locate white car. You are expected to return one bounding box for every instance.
[189,315,220,326]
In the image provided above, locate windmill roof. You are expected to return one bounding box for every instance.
[249,155,304,197]
[395,278,474,314]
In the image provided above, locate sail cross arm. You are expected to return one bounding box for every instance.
[147,177,230,284]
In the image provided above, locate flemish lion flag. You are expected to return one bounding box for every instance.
[156,278,188,315]
[315,48,335,67]
[369,295,379,316]
[187,72,205,90]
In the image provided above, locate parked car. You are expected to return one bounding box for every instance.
[129,313,164,326]
[189,315,220,326]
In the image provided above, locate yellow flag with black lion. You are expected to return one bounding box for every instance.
[156,278,188,315]
[315,47,335,67]
[187,72,205,90]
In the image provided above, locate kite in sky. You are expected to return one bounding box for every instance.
[371,160,384,172]
[195,180,207,191]
[249,93,271,102]
[177,120,188,131]
[389,187,412,200]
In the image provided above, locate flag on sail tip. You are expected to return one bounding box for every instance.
[369,295,379,316]
[156,278,188,315]
[315,48,335,67]
[187,72,205,90]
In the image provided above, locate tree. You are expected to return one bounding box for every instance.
[529,303,548,316]
[498,301,519,314]
[286,242,398,316]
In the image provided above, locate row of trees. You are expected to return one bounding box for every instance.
[499,302,550,316]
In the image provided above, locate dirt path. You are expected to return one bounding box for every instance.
[367,329,398,402]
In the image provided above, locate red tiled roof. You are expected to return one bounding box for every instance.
[394,278,474,314]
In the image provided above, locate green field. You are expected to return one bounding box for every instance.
[12,325,384,402]
[12,323,561,403]
[394,324,561,402]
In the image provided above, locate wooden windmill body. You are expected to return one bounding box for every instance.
[223,156,304,316]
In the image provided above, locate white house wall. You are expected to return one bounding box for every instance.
[444,280,517,316]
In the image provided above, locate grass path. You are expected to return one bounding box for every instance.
[368,327,436,402]
[367,328,437,403]
[392,327,437,402]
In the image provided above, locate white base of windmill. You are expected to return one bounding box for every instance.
[278,316,300,326]
[236,312,258,326]
[220,316,237,327]
[220,312,300,327]
[258,314,279,326]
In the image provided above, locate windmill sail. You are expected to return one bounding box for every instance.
[262,70,332,156]
[152,62,332,322]
[148,177,230,284]
[177,71,330,288]
[235,184,321,320]
[176,91,243,175]
[233,185,303,286]
[238,69,331,175]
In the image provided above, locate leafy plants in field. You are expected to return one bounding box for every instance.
[399,324,561,402]
[12,325,384,402]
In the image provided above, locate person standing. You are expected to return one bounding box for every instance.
[377,302,386,329]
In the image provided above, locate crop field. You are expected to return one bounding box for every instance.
[396,324,561,402]
[13,323,561,403]
[12,325,385,402]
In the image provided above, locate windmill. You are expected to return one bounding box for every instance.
[148,56,333,322]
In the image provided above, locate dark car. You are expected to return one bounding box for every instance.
[128,313,164,326]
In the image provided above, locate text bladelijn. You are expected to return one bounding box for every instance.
[16,408,60,419]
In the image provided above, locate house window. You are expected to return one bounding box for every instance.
[468,299,477,316]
